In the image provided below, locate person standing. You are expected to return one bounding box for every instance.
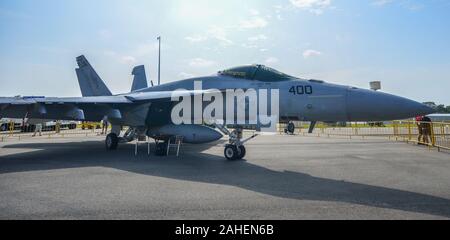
[101,116,109,135]
[415,115,424,144]
[421,116,433,145]
[32,123,42,137]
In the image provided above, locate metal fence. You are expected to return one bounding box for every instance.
[278,121,450,151]
[278,122,396,137]
[392,120,450,151]
[0,121,109,141]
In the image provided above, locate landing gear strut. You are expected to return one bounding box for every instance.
[215,125,257,161]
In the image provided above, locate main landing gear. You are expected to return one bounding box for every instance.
[104,126,174,157]
[106,133,119,150]
[215,125,258,161]
[105,125,124,150]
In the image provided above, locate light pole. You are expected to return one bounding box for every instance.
[157,36,161,86]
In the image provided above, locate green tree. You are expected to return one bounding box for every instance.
[436,105,446,113]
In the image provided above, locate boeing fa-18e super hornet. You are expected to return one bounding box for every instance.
[0,55,434,160]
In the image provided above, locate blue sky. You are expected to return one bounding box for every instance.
[0,0,449,104]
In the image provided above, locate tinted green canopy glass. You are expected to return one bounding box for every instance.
[218,65,294,82]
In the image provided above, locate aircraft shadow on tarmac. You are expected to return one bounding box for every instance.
[1,140,450,219]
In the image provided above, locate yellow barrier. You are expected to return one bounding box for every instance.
[0,121,113,141]
[277,121,450,151]
[393,120,450,151]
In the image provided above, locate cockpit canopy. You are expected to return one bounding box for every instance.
[218,64,295,82]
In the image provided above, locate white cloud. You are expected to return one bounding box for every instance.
[207,26,233,46]
[188,58,217,68]
[265,57,279,64]
[185,26,233,46]
[104,51,137,65]
[371,0,393,6]
[249,9,260,15]
[303,49,322,58]
[371,0,423,11]
[248,34,268,42]
[289,0,332,14]
[290,0,331,9]
[120,56,137,64]
[309,9,324,15]
[239,16,268,29]
[178,72,196,78]
[185,35,208,43]
[242,43,258,49]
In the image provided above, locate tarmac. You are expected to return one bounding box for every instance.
[0,134,449,220]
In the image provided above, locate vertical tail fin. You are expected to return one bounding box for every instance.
[131,65,148,92]
[75,55,112,96]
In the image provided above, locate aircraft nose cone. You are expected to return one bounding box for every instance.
[346,88,435,121]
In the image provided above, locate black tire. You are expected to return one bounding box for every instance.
[0,124,7,132]
[69,124,77,130]
[106,133,119,150]
[224,144,239,161]
[155,142,167,156]
[287,122,295,134]
[237,146,246,159]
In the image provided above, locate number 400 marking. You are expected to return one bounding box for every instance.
[289,85,313,95]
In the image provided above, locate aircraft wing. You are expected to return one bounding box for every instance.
[0,90,222,122]
[0,96,132,105]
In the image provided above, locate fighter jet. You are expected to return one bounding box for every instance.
[0,55,434,160]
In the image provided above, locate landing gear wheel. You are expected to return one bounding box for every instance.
[237,146,246,159]
[287,122,295,135]
[224,144,239,161]
[106,133,119,150]
[155,142,168,156]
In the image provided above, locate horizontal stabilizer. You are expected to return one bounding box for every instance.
[76,55,112,97]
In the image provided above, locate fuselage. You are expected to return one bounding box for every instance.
[133,74,433,124]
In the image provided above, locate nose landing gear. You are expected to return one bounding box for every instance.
[224,144,247,160]
[215,124,257,160]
